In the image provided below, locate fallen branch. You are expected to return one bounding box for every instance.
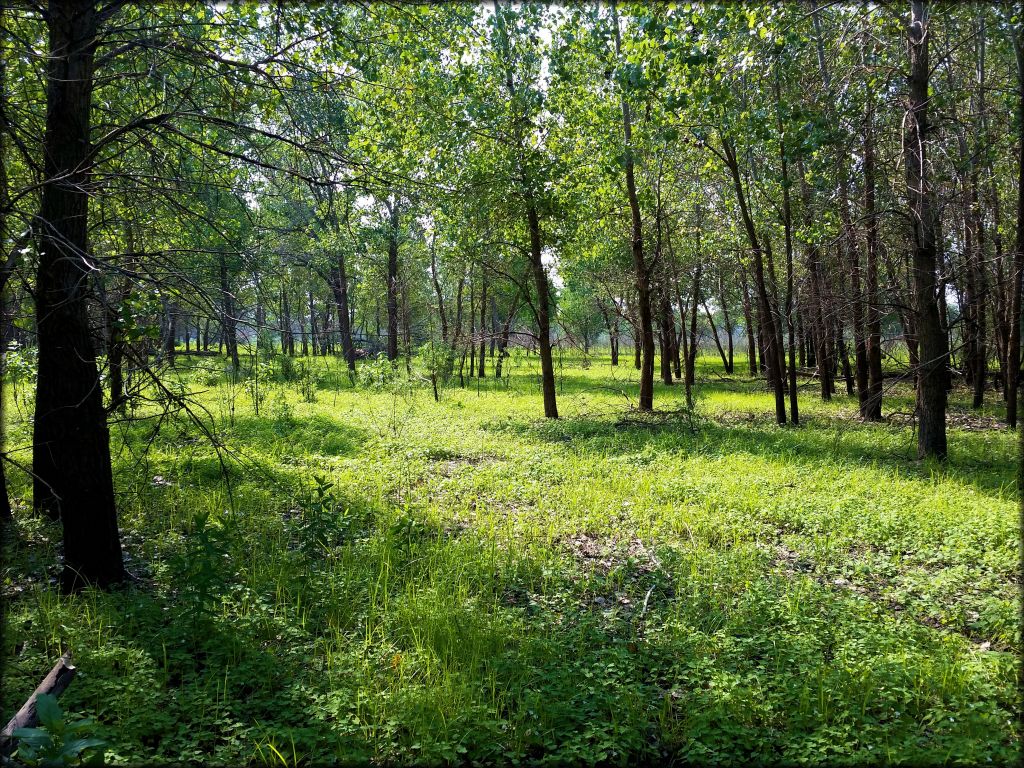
[0,653,75,756]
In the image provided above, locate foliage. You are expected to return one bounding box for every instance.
[3,351,1018,765]
[12,694,107,767]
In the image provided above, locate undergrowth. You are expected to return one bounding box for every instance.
[2,350,1019,765]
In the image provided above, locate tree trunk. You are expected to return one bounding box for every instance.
[1008,26,1024,428]
[33,0,126,590]
[495,292,521,379]
[906,0,948,458]
[659,287,674,385]
[430,237,449,345]
[840,180,868,416]
[0,274,10,523]
[740,267,757,376]
[329,257,356,372]
[776,74,799,425]
[717,275,735,374]
[723,136,786,423]
[613,1,654,410]
[385,199,400,362]
[468,273,476,378]
[526,196,558,418]
[308,291,319,356]
[798,165,834,402]
[686,265,701,388]
[164,302,176,365]
[864,96,884,420]
[219,253,239,372]
[478,268,487,377]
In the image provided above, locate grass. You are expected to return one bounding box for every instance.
[2,347,1020,765]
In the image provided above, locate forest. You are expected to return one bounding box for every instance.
[0,0,1020,765]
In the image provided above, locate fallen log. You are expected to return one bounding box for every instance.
[0,652,75,756]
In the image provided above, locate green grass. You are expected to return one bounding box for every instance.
[2,349,1019,765]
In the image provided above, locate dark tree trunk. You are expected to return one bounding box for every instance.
[1009,23,1024,428]
[430,238,449,345]
[775,67,800,424]
[490,296,498,358]
[659,288,674,385]
[838,327,855,396]
[321,307,333,355]
[840,181,868,416]
[906,0,948,458]
[686,265,701,389]
[0,276,10,523]
[0,6,9,523]
[723,136,786,424]
[329,256,356,372]
[599,302,619,366]
[527,197,558,418]
[717,275,735,374]
[468,274,476,378]
[219,253,239,372]
[613,3,654,410]
[385,199,400,362]
[280,288,292,356]
[703,300,729,373]
[494,291,521,379]
[864,97,884,421]
[798,166,834,402]
[402,278,412,375]
[33,0,126,590]
[740,268,757,376]
[478,269,487,377]
[164,302,176,365]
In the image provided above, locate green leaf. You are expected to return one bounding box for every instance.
[59,737,107,759]
[34,694,62,730]
[11,727,51,747]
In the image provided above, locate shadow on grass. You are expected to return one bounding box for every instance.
[227,413,367,458]
[483,404,1016,500]
[3,468,1017,766]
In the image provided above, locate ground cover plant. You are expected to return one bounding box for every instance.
[3,350,1018,765]
[2,1,1024,765]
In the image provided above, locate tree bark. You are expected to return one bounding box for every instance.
[329,258,356,372]
[478,268,487,377]
[776,71,799,425]
[613,1,654,410]
[33,0,126,590]
[526,196,558,418]
[430,237,449,345]
[1009,23,1024,428]
[0,652,76,755]
[385,198,400,362]
[740,267,757,376]
[723,136,786,424]
[906,0,948,458]
[863,96,884,420]
[219,253,239,372]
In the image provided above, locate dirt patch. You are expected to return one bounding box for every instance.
[429,453,501,478]
[769,539,1003,651]
[558,531,663,578]
[945,409,1006,431]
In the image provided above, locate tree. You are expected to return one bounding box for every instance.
[33,0,126,589]
[905,0,949,459]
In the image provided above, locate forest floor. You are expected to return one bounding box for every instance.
[2,350,1020,765]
